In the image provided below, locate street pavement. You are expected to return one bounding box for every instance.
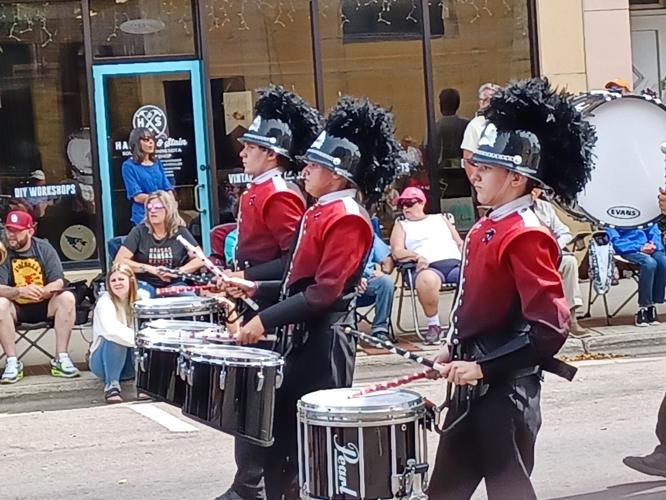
[1,355,666,499]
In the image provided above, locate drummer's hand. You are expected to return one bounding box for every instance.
[226,280,257,300]
[659,188,666,216]
[426,347,451,379]
[440,361,483,386]
[236,316,265,345]
[156,267,176,281]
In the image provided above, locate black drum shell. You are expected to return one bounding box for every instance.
[135,346,186,406]
[182,359,279,447]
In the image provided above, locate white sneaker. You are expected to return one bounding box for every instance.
[50,354,80,378]
[1,360,24,384]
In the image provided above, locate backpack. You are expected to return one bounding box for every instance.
[587,231,615,295]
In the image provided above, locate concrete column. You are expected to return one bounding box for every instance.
[582,0,633,91]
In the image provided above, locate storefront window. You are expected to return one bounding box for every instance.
[90,0,195,58]
[319,0,429,230]
[204,0,315,222]
[431,0,532,229]
[0,1,98,264]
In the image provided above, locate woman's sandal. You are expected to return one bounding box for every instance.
[136,391,151,401]
[105,387,124,404]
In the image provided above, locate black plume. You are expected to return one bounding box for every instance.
[484,77,597,206]
[254,85,322,169]
[325,96,402,203]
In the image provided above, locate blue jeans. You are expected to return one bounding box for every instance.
[89,337,134,388]
[359,274,394,334]
[623,251,666,307]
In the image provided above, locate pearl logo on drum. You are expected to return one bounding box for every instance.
[606,206,641,220]
[333,434,360,497]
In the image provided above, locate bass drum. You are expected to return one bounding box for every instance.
[571,91,666,229]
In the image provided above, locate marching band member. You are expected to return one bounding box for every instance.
[217,86,320,500]
[428,78,596,499]
[233,96,401,500]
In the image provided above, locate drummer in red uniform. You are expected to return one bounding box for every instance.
[216,86,320,500]
[427,78,596,499]
[232,96,402,500]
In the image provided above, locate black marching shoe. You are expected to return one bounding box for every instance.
[647,305,660,325]
[215,489,249,500]
[623,451,666,478]
[635,308,649,327]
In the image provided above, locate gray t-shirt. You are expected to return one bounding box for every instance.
[123,223,198,288]
[0,237,64,304]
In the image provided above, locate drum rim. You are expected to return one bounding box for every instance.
[297,409,426,426]
[141,319,223,331]
[137,339,209,351]
[186,345,284,367]
[568,91,666,229]
[133,296,218,312]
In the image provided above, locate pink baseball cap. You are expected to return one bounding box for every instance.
[397,187,427,203]
[5,211,35,231]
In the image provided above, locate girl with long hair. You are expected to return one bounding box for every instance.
[114,190,203,296]
[89,263,144,403]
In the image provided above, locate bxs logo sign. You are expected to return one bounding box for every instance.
[607,206,640,220]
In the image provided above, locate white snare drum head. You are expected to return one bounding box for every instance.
[577,95,666,228]
[187,345,283,367]
[299,388,424,415]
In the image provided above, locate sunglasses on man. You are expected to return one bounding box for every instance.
[398,199,421,209]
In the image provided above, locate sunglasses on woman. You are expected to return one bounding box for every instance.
[147,203,165,212]
[398,199,421,209]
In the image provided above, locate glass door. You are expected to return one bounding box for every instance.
[92,60,212,261]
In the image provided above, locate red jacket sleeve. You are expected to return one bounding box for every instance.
[502,229,571,358]
[263,191,305,254]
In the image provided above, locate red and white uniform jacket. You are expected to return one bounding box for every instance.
[235,168,305,270]
[258,189,373,330]
[449,195,571,380]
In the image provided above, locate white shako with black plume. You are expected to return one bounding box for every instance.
[299,96,402,203]
[474,77,597,207]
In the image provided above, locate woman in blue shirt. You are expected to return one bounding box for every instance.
[121,127,174,226]
[607,223,666,326]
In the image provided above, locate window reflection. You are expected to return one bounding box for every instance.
[204,0,315,223]
[0,2,97,263]
[90,0,195,58]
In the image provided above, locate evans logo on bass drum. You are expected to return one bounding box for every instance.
[606,206,641,220]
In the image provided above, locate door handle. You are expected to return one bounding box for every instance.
[194,183,207,214]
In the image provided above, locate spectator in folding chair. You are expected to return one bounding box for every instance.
[532,188,587,336]
[390,187,463,345]
[357,232,395,342]
[89,263,148,403]
[0,211,79,384]
[114,190,204,297]
[607,224,666,327]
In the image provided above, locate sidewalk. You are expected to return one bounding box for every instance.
[2,278,663,399]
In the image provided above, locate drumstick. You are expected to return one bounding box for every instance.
[343,327,478,386]
[342,327,445,371]
[351,370,429,398]
[176,235,259,311]
[157,267,213,285]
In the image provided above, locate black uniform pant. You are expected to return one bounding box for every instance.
[428,375,542,500]
[263,325,356,500]
[231,440,265,499]
[654,391,666,454]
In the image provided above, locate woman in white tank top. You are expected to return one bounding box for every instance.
[390,187,463,344]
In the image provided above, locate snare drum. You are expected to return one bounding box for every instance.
[134,330,211,406]
[133,296,220,332]
[298,388,428,500]
[181,345,284,446]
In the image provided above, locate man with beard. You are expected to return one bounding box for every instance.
[0,211,79,383]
